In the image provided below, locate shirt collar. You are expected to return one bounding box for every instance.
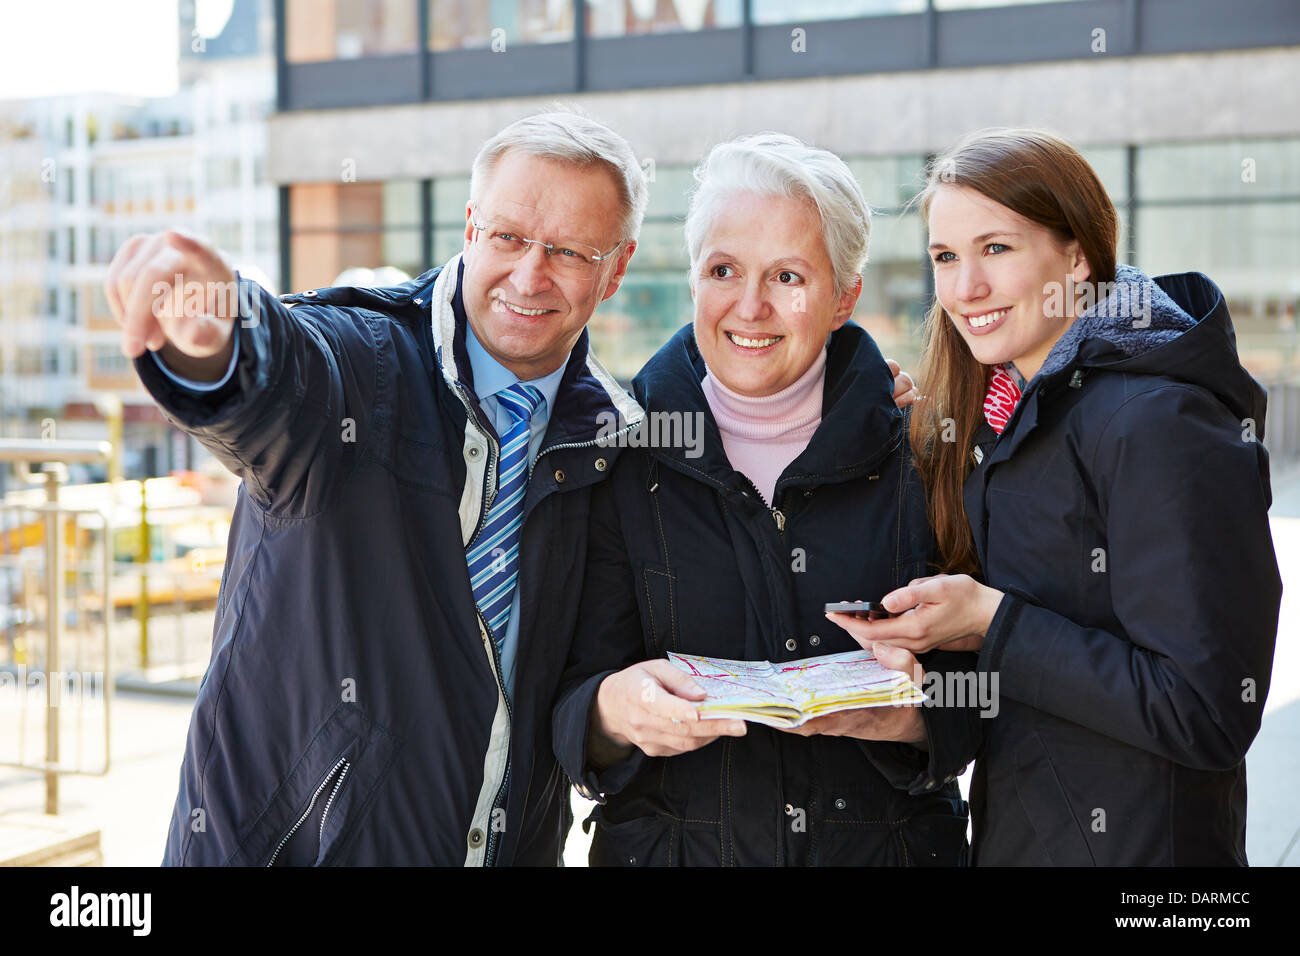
[464,318,565,418]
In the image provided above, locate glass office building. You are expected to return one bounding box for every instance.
[268,0,1300,387]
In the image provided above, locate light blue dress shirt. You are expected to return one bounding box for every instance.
[461,323,566,697]
[151,308,567,699]
[149,323,241,391]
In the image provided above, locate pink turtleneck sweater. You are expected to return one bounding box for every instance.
[701,348,827,505]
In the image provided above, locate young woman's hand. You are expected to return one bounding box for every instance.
[827,574,1003,654]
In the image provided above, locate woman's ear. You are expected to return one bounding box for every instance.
[832,275,863,330]
[1069,242,1091,285]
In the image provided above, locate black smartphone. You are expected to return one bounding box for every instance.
[824,601,894,620]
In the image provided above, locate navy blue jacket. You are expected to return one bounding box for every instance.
[553,322,981,866]
[138,258,643,865]
[967,268,1281,865]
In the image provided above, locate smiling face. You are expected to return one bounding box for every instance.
[926,184,1090,381]
[692,191,860,398]
[461,150,636,380]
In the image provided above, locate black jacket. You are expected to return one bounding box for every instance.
[553,322,981,866]
[966,267,1281,865]
[138,257,643,865]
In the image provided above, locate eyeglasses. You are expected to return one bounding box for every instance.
[470,217,624,279]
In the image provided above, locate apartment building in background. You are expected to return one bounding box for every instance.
[0,0,277,482]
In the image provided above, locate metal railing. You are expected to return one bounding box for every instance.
[0,440,112,815]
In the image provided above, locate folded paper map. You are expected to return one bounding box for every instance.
[668,649,925,729]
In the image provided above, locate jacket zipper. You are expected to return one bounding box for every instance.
[739,473,786,538]
[455,381,500,547]
[478,606,513,867]
[265,756,350,866]
[527,421,641,481]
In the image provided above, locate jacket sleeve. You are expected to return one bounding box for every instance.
[132,276,377,516]
[855,649,985,794]
[979,383,1281,771]
[552,466,651,802]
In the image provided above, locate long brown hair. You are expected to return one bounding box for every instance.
[910,128,1120,575]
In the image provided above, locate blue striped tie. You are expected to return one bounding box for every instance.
[466,383,543,655]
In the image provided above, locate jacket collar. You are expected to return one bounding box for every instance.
[630,322,903,496]
[982,267,1262,469]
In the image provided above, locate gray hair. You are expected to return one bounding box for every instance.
[684,133,871,296]
[469,107,648,242]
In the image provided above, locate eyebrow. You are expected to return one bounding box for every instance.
[702,251,816,269]
[481,214,604,249]
[928,231,1021,251]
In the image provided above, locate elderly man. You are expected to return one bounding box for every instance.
[107,111,915,866]
[107,111,653,866]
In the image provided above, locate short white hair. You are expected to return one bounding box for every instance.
[684,133,871,296]
[469,107,648,241]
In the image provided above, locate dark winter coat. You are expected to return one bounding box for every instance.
[967,266,1281,866]
[553,322,981,866]
[137,257,643,865]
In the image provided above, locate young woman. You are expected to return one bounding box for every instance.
[551,134,978,866]
[829,128,1281,865]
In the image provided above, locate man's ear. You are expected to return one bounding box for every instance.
[462,203,475,252]
[599,240,638,303]
[831,274,863,331]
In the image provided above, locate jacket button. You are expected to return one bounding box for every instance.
[554,469,566,483]
[809,634,821,647]
[467,827,485,849]
[466,445,482,460]
[302,289,318,297]
[628,855,637,865]
[594,458,607,471]
[834,798,846,810]
[784,803,795,815]
[785,638,797,652]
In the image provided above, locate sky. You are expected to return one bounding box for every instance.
[0,0,185,100]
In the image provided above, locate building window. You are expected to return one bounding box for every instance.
[587,0,740,36]
[431,0,574,49]
[286,0,419,63]
[289,180,424,291]
[933,0,1073,8]
[93,345,131,376]
[751,0,922,25]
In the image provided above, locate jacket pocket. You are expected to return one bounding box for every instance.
[896,797,970,867]
[1013,731,1097,866]
[588,810,681,867]
[227,702,400,866]
[636,562,677,655]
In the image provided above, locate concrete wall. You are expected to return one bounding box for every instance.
[266,46,1300,183]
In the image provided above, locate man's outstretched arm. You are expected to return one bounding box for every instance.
[104,230,376,513]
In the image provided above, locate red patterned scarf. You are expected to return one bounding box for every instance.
[983,364,1023,435]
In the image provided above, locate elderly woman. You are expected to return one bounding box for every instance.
[551,134,980,866]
